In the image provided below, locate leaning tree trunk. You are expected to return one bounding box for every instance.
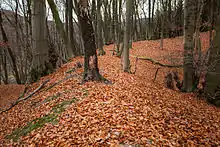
[47,0,73,59]
[204,15,220,106]
[31,0,53,82]
[183,0,196,92]
[75,0,103,81]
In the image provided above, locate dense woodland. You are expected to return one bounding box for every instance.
[0,0,220,146]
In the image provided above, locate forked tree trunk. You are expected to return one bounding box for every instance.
[75,0,103,81]
[183,0,196,92]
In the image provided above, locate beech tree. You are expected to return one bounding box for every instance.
[204,13,220,106]
[183,0,196,92]
[96,0,105,55]
[0,10,21,84]
[123,0,133,72]
[30,0,53,82]
[74,0,103,81]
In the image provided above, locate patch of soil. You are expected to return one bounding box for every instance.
[0,84,25,109]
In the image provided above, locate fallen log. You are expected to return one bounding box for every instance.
[130,55,183,68]
[0,79,50,114]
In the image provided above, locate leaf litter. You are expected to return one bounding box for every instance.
[0,32,219,146]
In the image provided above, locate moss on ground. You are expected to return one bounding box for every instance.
[6,97,78,141]
[45,93,61,103]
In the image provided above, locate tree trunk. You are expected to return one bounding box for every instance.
[31,0,53,82]
[0,10,21,84]
[204,15,220,106]
[47,0,73,58]
[168,0,172,38]
[209,0,214,48]
[74,0,103,81]
[123,0,132,72]
[183,0,196,92]
[117,0,123,54]
[65,0,69,38]
[160,0,164,49]
[69,0,80,56]
[0,48,8,84]
[113,0,119,52]
[97,0,105,55]
[151,0,156,37]
[148,0,151,39]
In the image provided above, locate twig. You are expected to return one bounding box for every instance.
[153,68,160,82]
[0,79,50,114]
[130,55,183,68]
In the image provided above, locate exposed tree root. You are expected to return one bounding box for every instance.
[130,55,183,68]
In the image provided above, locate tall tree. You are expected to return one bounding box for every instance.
[148,0,151,39]
[183,0,196,92]
[74,0,104,81]
[204,14,220,106]
[123,0,132,72]
[47,0,73,59]
[96,0,105,55]
[31,0,53,82]
[0,10,21,84]
[68,0,80,56]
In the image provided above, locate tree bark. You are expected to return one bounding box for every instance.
[74,0,104,81]
[204,15,220,106]
[123,0,132,72]
[183,0,196,92]
[68,0,79,56]
[31,0,53,82]
[0,10,21,84]
[97,0,105,55]
[47,0,73,58]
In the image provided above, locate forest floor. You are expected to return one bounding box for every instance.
[0,32,220,146]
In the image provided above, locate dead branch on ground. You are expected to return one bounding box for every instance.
[0,79,50,114]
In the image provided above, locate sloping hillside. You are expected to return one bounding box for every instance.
[0,32,219,146]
